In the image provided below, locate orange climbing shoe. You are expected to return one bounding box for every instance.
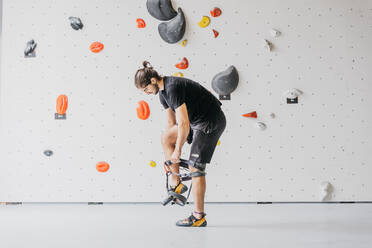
[170,182,188,195]
[176,212,207,227]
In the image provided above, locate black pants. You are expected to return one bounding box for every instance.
[187,109,226,164]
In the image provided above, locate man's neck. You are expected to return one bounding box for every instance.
[158,77,165,91]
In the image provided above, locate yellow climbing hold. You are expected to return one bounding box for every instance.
[149,160,156,167]
[181,39,187,47]
[173,72,184,77]
[216,140,221,146]
[198,16,210,28]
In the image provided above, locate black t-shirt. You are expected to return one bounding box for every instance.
[159,76,222,126]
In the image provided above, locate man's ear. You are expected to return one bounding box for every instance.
[150,77,157,85]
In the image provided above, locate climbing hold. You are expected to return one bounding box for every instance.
[270,29,281,37]
[149,160,157,167]
[56,95,68,115]
[68,16,83,30]
[180,39,187,47]
[90,42,104,53]
[268,112,276,119]
[43,150,53,157]
[216,140,221,146]
[137,100,150,120]
[96,161,110,173]
[198,16,210,28]
[242,111,257,118]
[146,0,177,21]
[210,7,222,17]
[158,8,186,44]
[24,40,37,57]
[137,18,146,28]
[255,122,266,130]
[173,72,184,77]
[283,88,302,104]
[320,181,333,201]
[211,65,239,100]
[175,57,189,69]
[263,39,273,52]
[212,29,219,38]
[55,95,68,120]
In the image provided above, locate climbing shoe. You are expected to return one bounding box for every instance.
[170,182,188,195]
[176,212,207,227]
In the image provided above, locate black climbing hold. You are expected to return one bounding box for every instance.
[211,66,239,100]
[287,97,298,104]
[158,8,186,44]
[44,150,53,157]
[24,40,37,57]
[69,16,83,30]
[146,0,177,21]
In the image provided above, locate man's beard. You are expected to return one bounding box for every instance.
[153,84,159,94]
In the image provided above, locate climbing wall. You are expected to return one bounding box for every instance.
[0,0,371,202]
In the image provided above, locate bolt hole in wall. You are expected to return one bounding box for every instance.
[0,0,371,203]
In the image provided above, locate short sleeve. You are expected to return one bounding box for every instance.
[159,92,169,109]
[168,84,185,110]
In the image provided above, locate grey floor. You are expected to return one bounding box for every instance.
[0,203,371,248]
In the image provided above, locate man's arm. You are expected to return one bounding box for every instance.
[166,108,176,130]
[174,103,190,152]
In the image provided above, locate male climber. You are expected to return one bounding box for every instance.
[134,61,226,227]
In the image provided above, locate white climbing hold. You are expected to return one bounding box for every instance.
[263,39,272,52]
[268,112,276,119]
[255,122,266,130]
[283,88,303,99]
[320,181,333,201]
[270,29,281,37]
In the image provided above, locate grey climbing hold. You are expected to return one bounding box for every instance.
[44,150,53,157]
[158,8,186,44]
[255,122,267,130]
[24,40,37,57]
[146,0,177,21]
[69,16,83,30]
[211,65,239,100]
[320,181,333,201]
[263,39,273,52]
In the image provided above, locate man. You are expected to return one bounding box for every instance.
[135,61,226,227]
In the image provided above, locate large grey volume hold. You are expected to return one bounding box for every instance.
[158,8,186,44]
[146,0,177,21]
[211,66,239,100]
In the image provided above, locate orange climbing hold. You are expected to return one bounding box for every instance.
[210,7,222,17]
[96,161,110,172]
[213,29,219,38]
[175,57,189,69]
[137,18,146,28]
[90,42,104,53]
[242,111,257,118]
[56,94,68,115]
[137,100,150,120]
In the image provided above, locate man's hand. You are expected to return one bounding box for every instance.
[171,148,181,164]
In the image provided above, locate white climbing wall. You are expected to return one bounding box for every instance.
[0,0,371,202]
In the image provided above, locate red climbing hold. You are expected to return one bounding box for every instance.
[213,29,219,38]
[90,42,104,53]
[56,94,68,115]
[96,161,110,172]
[210,7,222,17]
[242,111,257,118]
[137,100,150,120]
[175,57,189,70]
[137,18,146,28]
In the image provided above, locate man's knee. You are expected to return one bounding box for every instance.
[161,127,177,147]
[189,163,206,178]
